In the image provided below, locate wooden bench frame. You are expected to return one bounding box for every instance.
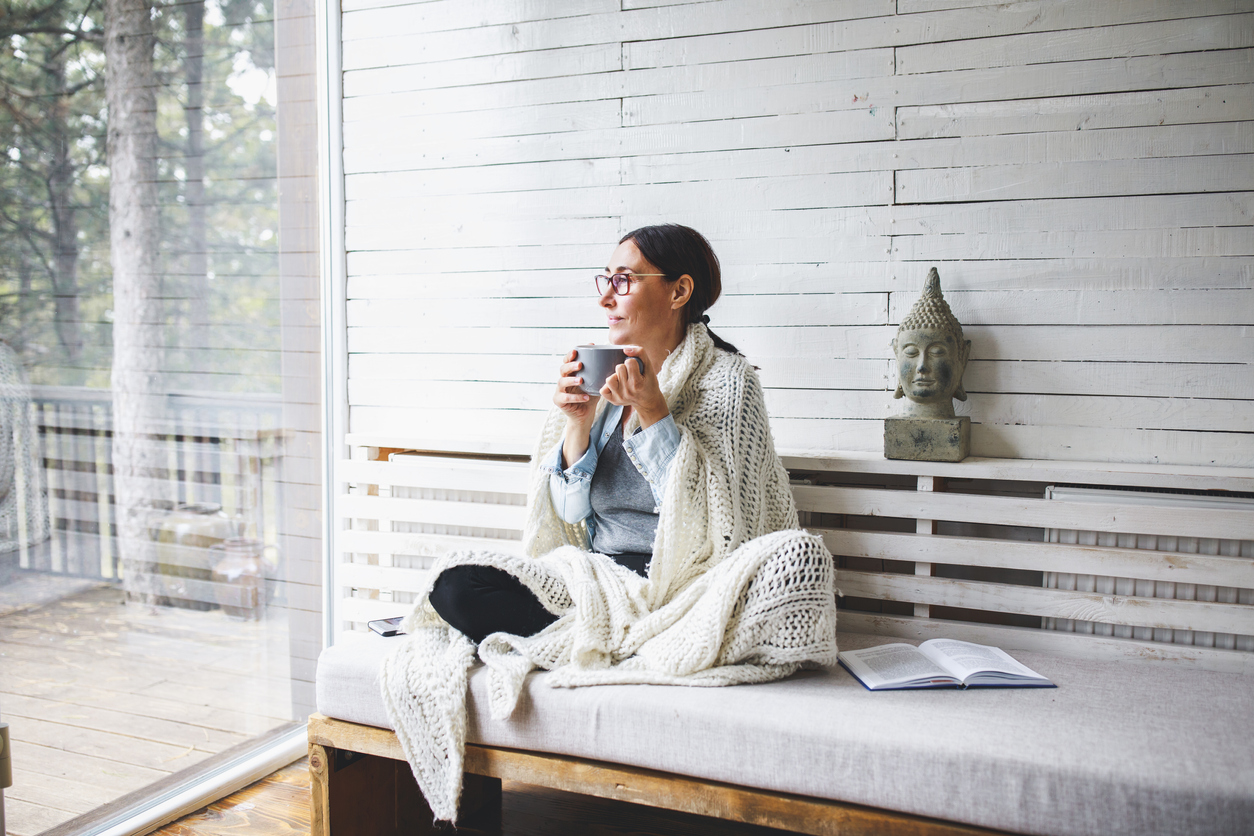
[316,449,1254,834]
[307,713,1004,836]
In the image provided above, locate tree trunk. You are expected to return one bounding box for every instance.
[105,0,170,606]
[182,0,209,350]
[48,48,84,376]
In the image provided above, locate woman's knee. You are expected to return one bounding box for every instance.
[428,564,484,620]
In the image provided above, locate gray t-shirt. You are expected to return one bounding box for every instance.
[589,418,658,556]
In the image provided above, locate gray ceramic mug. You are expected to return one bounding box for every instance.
[573,345,644,395]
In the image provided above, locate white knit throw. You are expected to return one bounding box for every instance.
[381,323,838,822]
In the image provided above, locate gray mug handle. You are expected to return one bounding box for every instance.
[627,356,645,376]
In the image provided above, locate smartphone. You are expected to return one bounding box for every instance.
[368,616,406,637]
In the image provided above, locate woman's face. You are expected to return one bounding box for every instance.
[600,238,688,347]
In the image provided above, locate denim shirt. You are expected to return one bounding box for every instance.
[541,404,681,539]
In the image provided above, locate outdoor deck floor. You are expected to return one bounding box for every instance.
[0,570,295,836]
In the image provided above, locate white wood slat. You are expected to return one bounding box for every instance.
[340,529,523,558]
[348,199,897,242]
[349,381,555,412]
[839,570,1254,636]
[345,249,1253,294]
[338,597,412,625]
[898,84,1254,139]
[345,118,1250,181]
[344,429,546,458]
[793,485,1254,541]
[346,407,549,453]
[345,292,889,329]
[345,46,1253,124]
[968,424,1254,470]
[338,562,433,593]
[343,44,622,98]
[363,383,1247,433]
[896,0,1010,12]
[345,161,624,201]
[892,228,1254,261]
[343,113,898,174]
[623,0,1248,68]
[343,133,1252,202]
[766,389,1254,433]
[888,194,1254,236]
[341,0,616,42]
[821,529,1254,589]
[338,494,529,530]
[897,155,1254,204]
[347,353,893,391]
[342,254,1249,297]
[340,458,530,494]
[347,324,1250,364]
[897,13,1254,75]
[616,124,1254,194]
[343,214,617,250]
[959,394,1253,434]
[343,50,892,120]
[962,360,1254,400]
[341,421,879,461]
[782,453,1254,493]
[341,99,623,147]
[837,613,1254,675]
[625,47,897,103]
[341,0,893,62]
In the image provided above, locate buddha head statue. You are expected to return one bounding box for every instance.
[891,268,971,419]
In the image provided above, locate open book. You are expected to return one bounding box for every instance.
[838,639,1056,690]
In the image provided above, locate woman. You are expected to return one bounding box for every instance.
[382,224,836,822]
[427,224,750,639]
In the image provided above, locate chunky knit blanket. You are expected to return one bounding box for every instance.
[381,323,838,822]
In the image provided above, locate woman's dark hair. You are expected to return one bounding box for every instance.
[619,224,740,355]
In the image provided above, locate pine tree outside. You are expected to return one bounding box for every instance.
[0,0,320,831]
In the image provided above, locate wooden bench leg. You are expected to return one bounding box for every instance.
[310,743,502,836]
[459,770,503,832]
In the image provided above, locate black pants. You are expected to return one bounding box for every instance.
[428,553,650,644]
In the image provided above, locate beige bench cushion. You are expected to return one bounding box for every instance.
[316,631,1254,836]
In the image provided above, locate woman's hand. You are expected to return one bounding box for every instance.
[601,345,669,429]
[555,350,598,468]
[554,349,598,424]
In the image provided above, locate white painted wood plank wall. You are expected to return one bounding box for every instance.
[338,0,1254,467]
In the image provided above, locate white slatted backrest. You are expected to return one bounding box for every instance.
[336,448,1254,674]
[338,452,531,630]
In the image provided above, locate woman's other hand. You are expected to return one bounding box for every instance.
[601,345,669,428]
[556,349,598,467]
[555,349,597,423]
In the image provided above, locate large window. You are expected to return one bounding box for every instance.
[0,0,320,830]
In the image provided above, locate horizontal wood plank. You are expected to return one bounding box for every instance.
[340,457,530,493]
[839,569,1254,634]
[340,530,522,562]
[338,493,529,530]
[793,485,1254,540]
[821,529,1254,588]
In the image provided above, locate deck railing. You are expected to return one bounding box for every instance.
[13,386,286,609]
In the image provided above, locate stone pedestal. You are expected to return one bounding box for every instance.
[884,416,970,462]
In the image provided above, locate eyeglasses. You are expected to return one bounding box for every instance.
[595,272,666,296]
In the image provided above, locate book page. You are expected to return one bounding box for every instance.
[839,643,957,688]
[919,639,1041,681]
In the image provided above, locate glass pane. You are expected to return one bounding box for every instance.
[0,0,320,830]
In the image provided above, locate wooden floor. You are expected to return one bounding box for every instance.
[158,758,797,836]
[0,571,295,836]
